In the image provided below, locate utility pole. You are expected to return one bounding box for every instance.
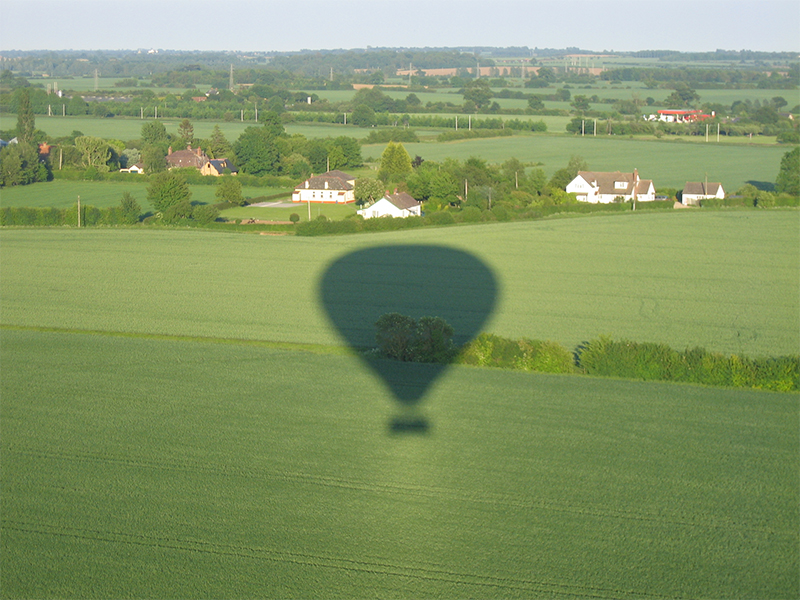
[77,196,81,228]
[455,116,458,131]
[254,101,258,122]
[229,64,234,91]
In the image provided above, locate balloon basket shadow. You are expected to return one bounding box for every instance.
[388,414,430,435]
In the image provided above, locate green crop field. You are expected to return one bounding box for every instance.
[1,211,797,356]
[364,135,789,190]
[0,179,291,210]
[0,114,262,142]
[2,327,797,599]
[2,212,798,598]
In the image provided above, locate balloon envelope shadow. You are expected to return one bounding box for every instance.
[320,245,498,428]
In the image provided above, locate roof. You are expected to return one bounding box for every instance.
[683,182,723,196]
[208,159,238,173]
[166,146,208,169]
[384,192,420,210]
[296,170,355,191]
[576,171,653,197]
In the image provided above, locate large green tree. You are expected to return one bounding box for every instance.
[215,176,244,206]
[147,171,192,213]
[208,125,232,159]
[775,146,799,195]
[177,119,194,146]
[378,141,412,181]
[234,112,284,176]
[462,79,493,109]
[15,88,35,143]
[141,121,168,146]
[354,178,386,207]
[74,136,111,172]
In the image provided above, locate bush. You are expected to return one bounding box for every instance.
[192,204,220,225]
[456,333,575,374]
[289,213,300,224]
[374,313,456,363]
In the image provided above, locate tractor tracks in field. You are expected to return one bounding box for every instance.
[7,447,793,539]
[1,519,678,600]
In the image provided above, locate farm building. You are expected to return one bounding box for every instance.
[357,192,421,219]
[292,170,356,204]
[566,170,656,204]
[681,182,724,205]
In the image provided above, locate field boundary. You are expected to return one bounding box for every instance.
[0,323,359,357]
[4,324,798,393]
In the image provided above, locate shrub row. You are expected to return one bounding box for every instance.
[0,205,139,226]
[437,129,514,142]
[294,201,678,236]
[577,336,799,391]
[454,333,798,391]
[456,333,576,374]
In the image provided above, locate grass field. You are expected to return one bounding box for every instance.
[0,179,293,210]
[1,212,798,598]
[364,135,790,190]
[1,211,797,357]
[1,328,797,599]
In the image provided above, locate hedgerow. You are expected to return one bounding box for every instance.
[374,318,798,391]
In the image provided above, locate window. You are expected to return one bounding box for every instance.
[614,181,627,189]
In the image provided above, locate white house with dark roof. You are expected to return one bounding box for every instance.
[357,192,421,219]
[681,182,724,206]
[292,170,356,204]
[566,170,656,203]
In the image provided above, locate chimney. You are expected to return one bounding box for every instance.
[168,146,172,155]
[196,147,202,157]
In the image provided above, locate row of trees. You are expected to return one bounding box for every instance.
[0,90,365,186]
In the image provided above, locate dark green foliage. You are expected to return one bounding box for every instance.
[350,104,376,127]
[15,88,35,143]
[361,129,419,144]
[161,199,193,224]
[425,211,455,226]
[120,193,141,224]
[374,313,455,363]
[775,147,799,196]
[576,336,799,391]
[437,129,513,142]
[289,213,300,224]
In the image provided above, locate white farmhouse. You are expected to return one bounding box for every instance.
[681,182,724,206]
[292,170,356,204]
[566,170,656,203]
[357,192,421,219]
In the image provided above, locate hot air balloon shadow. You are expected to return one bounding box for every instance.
[320,245,498,434]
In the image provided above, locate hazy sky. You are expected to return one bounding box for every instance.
[1,0,798,53]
